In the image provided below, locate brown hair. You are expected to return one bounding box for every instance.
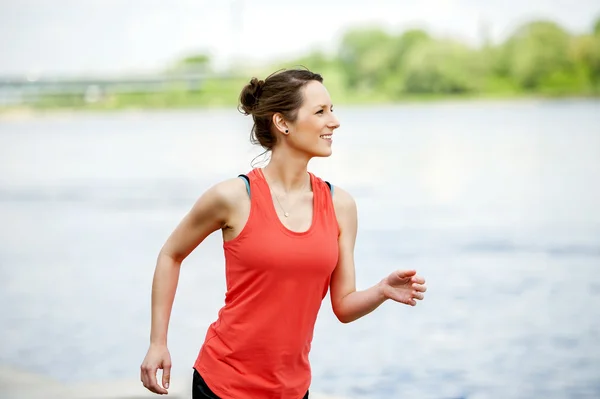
[239,68,323,150]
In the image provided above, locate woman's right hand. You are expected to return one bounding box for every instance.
[140,344,172,394]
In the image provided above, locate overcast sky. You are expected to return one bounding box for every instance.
[1,0,599,76]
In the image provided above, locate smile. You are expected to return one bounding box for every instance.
[320,134,332,140]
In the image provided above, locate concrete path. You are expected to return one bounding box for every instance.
[0,365,347,399]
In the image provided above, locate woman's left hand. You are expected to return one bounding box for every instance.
[380,269,427,306]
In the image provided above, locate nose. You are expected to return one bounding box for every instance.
[329,113,340,130]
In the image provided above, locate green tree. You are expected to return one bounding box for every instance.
[338,27,395,90]
[392,29,431,68]
[570,34,600,92]
[382,29,431,94]
[501,21,573,90]
[402,40,486,94]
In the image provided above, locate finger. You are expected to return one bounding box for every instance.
[413,283,427,292]
[396,270,416,278]
[412,291,425,300]
[411,275,425,284]
[388,292,416,306]
[142,367,155,393]
[144,367,167,394]
[140,365,151,389]
[162,363,171,390]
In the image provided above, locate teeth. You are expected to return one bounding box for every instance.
[321,135,332,139]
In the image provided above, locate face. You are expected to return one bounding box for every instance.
[276,80,341,158]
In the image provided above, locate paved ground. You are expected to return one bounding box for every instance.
[0,365,347,399]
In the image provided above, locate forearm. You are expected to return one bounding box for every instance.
[150,252,181,346]
[335,280,387,323]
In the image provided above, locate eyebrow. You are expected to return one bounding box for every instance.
[315,104,333,109]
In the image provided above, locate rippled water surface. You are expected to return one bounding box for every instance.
[1,100,599,398]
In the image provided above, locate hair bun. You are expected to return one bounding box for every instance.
[239,77,265,115]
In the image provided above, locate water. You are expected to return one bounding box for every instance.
[1,99,599,399]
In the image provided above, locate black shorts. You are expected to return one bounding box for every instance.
[192,369,309,399]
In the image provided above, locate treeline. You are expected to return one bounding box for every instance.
[265,16,600,99]
[8,16,598,112]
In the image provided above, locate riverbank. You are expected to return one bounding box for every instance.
[0,365,349,399]
[0,365,189,399]
[1,92,597,121]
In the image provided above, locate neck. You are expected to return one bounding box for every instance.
[262,148,310,192]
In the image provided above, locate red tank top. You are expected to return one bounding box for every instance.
[194,168,339,399]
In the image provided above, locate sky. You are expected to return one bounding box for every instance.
[1,0,599,77]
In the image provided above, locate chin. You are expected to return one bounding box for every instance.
[300,143,333,158]
[311,148,333,158]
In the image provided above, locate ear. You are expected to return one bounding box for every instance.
[272,113,289,135]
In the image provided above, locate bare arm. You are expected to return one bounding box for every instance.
[150,178,244,344]
[141,178,245,393]
[329,188,426,324]
[329,188,386,323]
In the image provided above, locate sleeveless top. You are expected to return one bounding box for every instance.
[193,168,340,399]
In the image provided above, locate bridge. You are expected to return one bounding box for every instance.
[0,71,209,106]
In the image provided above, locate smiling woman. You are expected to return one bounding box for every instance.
[139,68,427,399]
[238,70,337,159]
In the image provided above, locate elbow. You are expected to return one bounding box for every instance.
[332,304,354,324]
[336,314,353,324]
[334,312,355,324]
[157,249,183,267]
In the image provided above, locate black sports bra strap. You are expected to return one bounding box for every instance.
[238,174,250,197]
[325,181,334,195]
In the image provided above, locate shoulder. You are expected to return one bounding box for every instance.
[329,184,357,234]
[210,176,248,202]
[329,185,357,237]
[309,172,356,216]
[331,185,357,216]
[193,176,248,214]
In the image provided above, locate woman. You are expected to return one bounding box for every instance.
[140,68,427,398]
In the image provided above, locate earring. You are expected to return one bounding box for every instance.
[285,129,289,134]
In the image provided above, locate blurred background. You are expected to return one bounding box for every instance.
[1,1,599,398]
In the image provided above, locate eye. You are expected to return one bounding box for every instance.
[315,109,324,115]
